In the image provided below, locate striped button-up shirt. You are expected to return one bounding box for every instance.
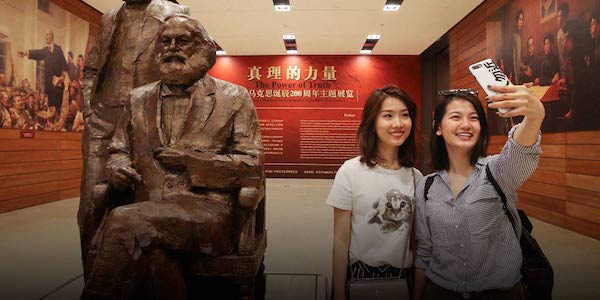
[414,125,541,293]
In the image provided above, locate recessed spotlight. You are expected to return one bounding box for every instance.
[383,0,403,11]
[274,0,291,11]
[214,41,226,56]
[360,34,379,54]
[283,34,297,53]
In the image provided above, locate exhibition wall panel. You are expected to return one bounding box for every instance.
[210,55,422,178]
[1,3,420,207]
[450,0,600,239]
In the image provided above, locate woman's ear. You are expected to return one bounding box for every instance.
[435,129,442,136]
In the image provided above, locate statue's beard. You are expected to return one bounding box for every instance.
[157,51,211,86]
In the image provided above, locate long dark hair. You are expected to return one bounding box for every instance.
[357,85,417,168]
[430,91,489,171]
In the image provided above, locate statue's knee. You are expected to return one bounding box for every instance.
[105,206,138,233]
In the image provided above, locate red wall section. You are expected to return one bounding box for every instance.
[209,55,421,178]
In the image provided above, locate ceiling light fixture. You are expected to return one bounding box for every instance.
[273,0,291,12]
[283,33,297,54]
[383,0,403,11]
[360,34,380,54]
[215,42,226,56]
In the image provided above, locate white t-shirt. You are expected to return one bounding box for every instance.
[327,156,423,268]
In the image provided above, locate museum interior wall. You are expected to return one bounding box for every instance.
[2,0,598,242]
[0,0,101,213]
[0,0,422,212]
[449,0,600,239]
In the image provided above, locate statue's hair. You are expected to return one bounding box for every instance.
[161,14,217,69]
[163,14,214,45]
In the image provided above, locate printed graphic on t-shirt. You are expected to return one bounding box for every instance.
[367,189,413,233]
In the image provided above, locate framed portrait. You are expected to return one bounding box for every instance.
[540,0,557,23]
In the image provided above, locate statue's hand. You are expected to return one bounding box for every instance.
[154,146,187,172]
[109,165,142,191]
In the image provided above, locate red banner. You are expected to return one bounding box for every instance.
[209,55,421,178]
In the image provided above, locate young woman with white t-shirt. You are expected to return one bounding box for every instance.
[327,85,422,300]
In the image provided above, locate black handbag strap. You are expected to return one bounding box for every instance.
[423,176,435,201]
[485,164,518,236]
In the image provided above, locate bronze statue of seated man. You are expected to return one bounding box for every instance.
[81,14,264,299]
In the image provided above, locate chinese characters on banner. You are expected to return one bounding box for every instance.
[209,56,421,178]
[247,64,356,104]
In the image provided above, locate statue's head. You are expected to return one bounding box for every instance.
[157,15,217,86]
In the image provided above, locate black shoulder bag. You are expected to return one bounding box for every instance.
[423,167,554,300]
[485,164,553,299]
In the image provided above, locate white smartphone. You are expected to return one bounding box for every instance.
[469,58,512,114]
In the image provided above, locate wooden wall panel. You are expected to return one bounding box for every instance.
[519,181,567,200]
[541,133,566,145]
[567,131,600,144]
[529,170,566,186]
[0,131,83,213]
[0,159,82,177]
[566,174,600,193]
[567,188,600,209]
[449,0,600,239]
[518,191,565,214]
[567,160,600,176]
[567,146,600,160]
[565,216,600,240]
[0,150,82,164]
[537,158,566,172]
[0,0,99,213]
[518,202,566,228]
[566,202,600,224]
[0,169,81,189]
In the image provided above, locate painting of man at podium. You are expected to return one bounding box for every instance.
[0,0,90,132]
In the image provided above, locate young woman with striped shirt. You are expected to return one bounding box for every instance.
[413,85,545,300]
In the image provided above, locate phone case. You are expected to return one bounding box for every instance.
[469,58,512,113]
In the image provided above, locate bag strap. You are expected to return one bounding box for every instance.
[485,164,518,235]
[423,176,435,202]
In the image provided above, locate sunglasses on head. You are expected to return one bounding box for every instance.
[437,89,479,97]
